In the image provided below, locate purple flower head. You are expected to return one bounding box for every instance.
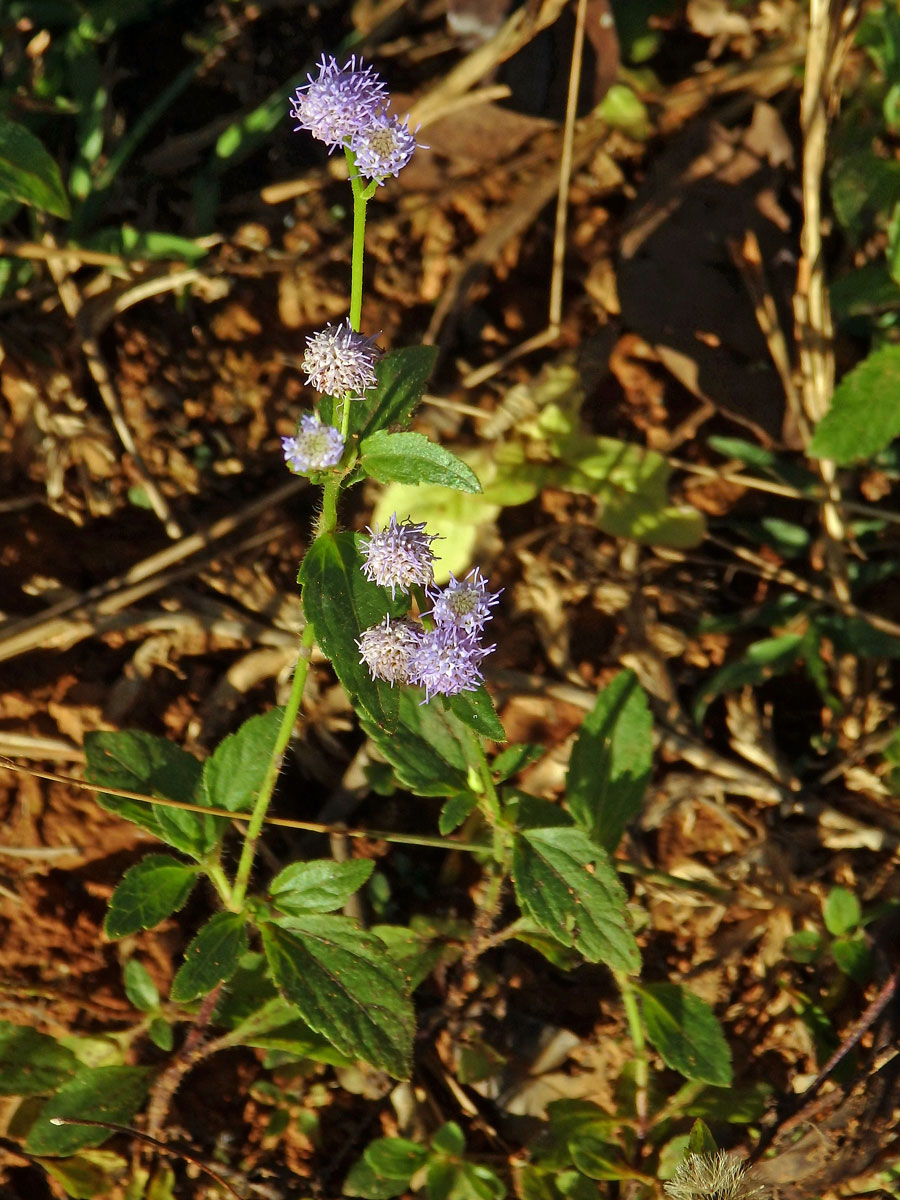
[357,615,424,687]
[360,513,437,598]
[302,319,380,397]
[427,567,502,638]
[290,55,388,152]
[351,112,420,183]
[282,413,344,475]
[408,624,493,702]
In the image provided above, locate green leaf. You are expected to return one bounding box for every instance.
[565,670,652,852]
[432,1121,466,1156]
[201,707,284,813]
[687,1118,718,1155]
[299,532,403,730]
[439,792,478,835]
[261,915,414,1077]
[84,731,217,860]
[446,687,505,742]
[269,859,375,915]
[492,743,545,781]
[104,855,197,939]
[569,1135,631,1181]
[639,983,733,1086]
[345,1159,411,1200]
[684,1081,771,1123]
[808,344,900,464]
[830,147,900,239]
[0,1023,78,1095]
[360,430,482,492]
[83,225,209,263]
[0,115,70,217]
[552,434,705,548]
[692,633,805,723]
[361,688,470,797]
[823,886,862,936]
[511,827,640,972]
[366,1137,429,1179]
[122,960,159,1012]
[170,912,248,1002]
[428,1161,507,1200]
[346,346,438,439]
[784,929,824,963]
[148,1018,174,1052]
[25,1067,151,1155]
[35,1149,127,1199]
[371,922,455,991]
[831,934,873,983]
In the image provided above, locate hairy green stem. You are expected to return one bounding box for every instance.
[616,973,650,1146]
[228,146,374,914]
[229,622,316,911]
[205,861,233,907]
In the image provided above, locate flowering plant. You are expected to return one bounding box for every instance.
[3,53,749,1200]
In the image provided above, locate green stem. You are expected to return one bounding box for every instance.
[229,621,316,911]
[346,148,368,333]
[616,973,650,1147]
[205,861,233,908]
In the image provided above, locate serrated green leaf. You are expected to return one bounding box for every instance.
[0,115,70,217]
[639,983,732,1086]
[269,858,375,915]
[201,707,284,813]
[84,730,218,860]
[446,687,505,742]
[261,915,414,1077]
[299,532,403,730]
[170,912,248,1002]
[25,1067,151,1155]
[0,1023,78,1096]
[808,344,900,464]
[511,827,640,971]
[823,886,861,936]
[566,670,652,852]
[492,743,545,781]
[347,345,438,439]
[361,688,470,796]
[439,792,478,834]
[104,855,197,939]
[360,430,482,492]
[123,960,159,1012]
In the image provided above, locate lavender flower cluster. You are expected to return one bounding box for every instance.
[357,515,501,702]
[290,55,419,184]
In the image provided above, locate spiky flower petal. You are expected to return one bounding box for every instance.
[408,624,493,702]
[290,55,388,152]
[360,513,437,598]
[427,567,502,639]
[351,111,419,182]
[302,320,380,397]
[663,1153,765,1200]
[357,616,424,686]
[282,414,344,474]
